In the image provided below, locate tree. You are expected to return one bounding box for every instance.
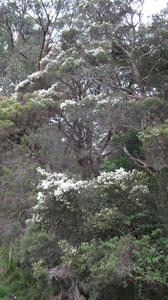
[15,0,168,177]
[0,0,74,95]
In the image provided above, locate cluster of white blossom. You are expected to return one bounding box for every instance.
[60,100,77,109]
[62,56,84,69]
[15,70,45,92]
[15,79,30,91]
[32,83,62,101]
[28,71,44,81]
[37,167,149,200]
[30,192,46,222]
[43,46,84,77]
[37,167,88,198]
[34,89,48,97]
[128,169,145,180]
[96,168,129,190]
[41,44,62,66]
[85,46,106,56]
[37,167,49,176]
[130,184,149,195]
[96,97,120,107]
[36,167,131,205]
[128,169,149,197]
[58,93,121,113]
[29,167,150,224]
[41,43,64,68]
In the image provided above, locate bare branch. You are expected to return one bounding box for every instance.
[123,145,154,174]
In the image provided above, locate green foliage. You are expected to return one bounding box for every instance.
[139,119,168,170]
[0,97,40,131]
[132,233,168,298]
[61,28,80,50]
[140,119,168,142]
[101,130,142,171]
[101,155,134,172]
[0,284,6,297]
[60,237,119,299]
[59,233,168,300]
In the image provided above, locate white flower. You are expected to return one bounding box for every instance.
[86,46,106,56]
[60,100,77,109]
[97,168,129,186]
[130,184,149,194]
[29,167,149,224]
[28,71,43,81]
[15,79,30,91]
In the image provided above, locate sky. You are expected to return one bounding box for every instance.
[143,0,168,22]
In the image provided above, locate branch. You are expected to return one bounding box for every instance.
[123,145,154,175]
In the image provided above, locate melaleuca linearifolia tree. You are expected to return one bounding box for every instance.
[15,0,168,177]
[0,0,76,95]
